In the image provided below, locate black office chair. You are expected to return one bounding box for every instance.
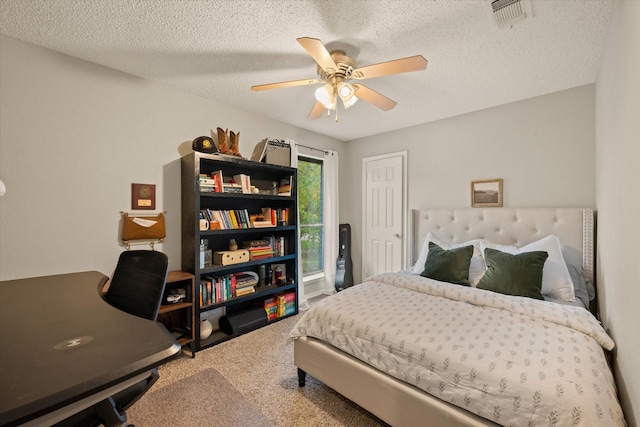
[55,250,169,427]
[104,250,169,321]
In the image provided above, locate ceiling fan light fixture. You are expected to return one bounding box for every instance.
[341,96,358,109]
[337,82,354,98]
[315,84,337,110]
[337,82,358,109]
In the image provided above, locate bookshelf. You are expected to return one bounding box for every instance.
[181,152,298,351]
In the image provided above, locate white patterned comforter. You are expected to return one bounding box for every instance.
[289,272,626,426]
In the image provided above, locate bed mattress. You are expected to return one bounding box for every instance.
[289,272,626,426]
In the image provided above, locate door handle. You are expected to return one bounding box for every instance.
[394,234,401,239]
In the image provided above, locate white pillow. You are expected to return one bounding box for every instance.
[413,232,487,286]
[480,235,575,302]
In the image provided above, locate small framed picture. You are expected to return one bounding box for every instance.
[131,183,156,210]
[471,179,503,207]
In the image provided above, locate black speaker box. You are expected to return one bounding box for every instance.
[219,307,268,335]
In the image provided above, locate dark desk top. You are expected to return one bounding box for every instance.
[0,271,180,426]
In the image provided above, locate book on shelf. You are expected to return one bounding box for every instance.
[247,247,274,260]
[278,176,292,196]
[204,271,263,302]
[249,210,273,228]
[248,245,273,252]
[230,274,237,297]
[236,286,256,297]
[234,271,259,288]
[251,218,273,228]
[200,279,215,307]
[199,174,218,192]
[243,239,271,248]
[263,208,277,226]
[204,209,252,229]
[243,240,274,260]
[228,210,239,228]
[265,235,286,257]
[263,297,278,320]
[222,183,243,194]
[210,170,224,193]
[278,291,296,303]
[232,174,251,194]
[258,207,290,226]
[278,301,296,317]
[275,292,296,317]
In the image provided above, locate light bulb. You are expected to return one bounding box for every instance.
[337,82,358,109]
[338,82,354,98]
[314,84,337,110]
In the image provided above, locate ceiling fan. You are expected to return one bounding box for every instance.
[251,37,428,121]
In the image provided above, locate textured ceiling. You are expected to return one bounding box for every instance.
[0,0,612,142]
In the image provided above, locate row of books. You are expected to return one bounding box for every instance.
[242,237,286,259]
[263,292,296,320]
[278,176,292,196]
[200,209,252,229]
[199,271,259,307]
[265,235,286,257]
[243,239,274,260]
[199,171,253,194]
[250,207,291,228]
[198,174,220,193]
[199,171,293,196]
[199,207,291,230]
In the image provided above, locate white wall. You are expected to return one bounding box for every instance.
[595,1,640,425]
[343,85,596,283]
[0,35,343,280]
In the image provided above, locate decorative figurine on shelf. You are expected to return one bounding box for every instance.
[229,238,238,251]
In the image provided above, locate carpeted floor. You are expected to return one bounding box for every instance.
[127,312,387,426]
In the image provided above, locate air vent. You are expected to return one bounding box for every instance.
[491,0,532,28]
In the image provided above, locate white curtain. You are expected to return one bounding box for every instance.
[289,140,340,307]
[289,141,309,310]
[322,151,339,294]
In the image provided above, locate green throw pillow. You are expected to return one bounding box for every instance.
[477,248,548,300]
[421,242,473,286]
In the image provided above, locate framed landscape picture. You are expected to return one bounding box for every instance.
[471,179,503,207]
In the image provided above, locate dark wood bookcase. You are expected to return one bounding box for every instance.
[157,271,196,357]
[181,152,298,351]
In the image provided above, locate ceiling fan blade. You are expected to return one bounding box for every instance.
[251,78,322,91]
[297,37,338,72]
[352,55,428,80]
[352,84,397,111]
[308,101,325,119]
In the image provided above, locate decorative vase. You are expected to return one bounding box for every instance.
[200,319,213,340]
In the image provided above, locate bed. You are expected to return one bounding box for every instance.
[289,208,626,426]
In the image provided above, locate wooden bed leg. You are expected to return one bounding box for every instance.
[297,368,307,387]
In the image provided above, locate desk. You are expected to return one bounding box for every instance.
[0,271,180,426]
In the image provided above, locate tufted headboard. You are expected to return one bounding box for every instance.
[408,208,595,283]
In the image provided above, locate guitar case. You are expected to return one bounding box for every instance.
[335,224,354,292]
